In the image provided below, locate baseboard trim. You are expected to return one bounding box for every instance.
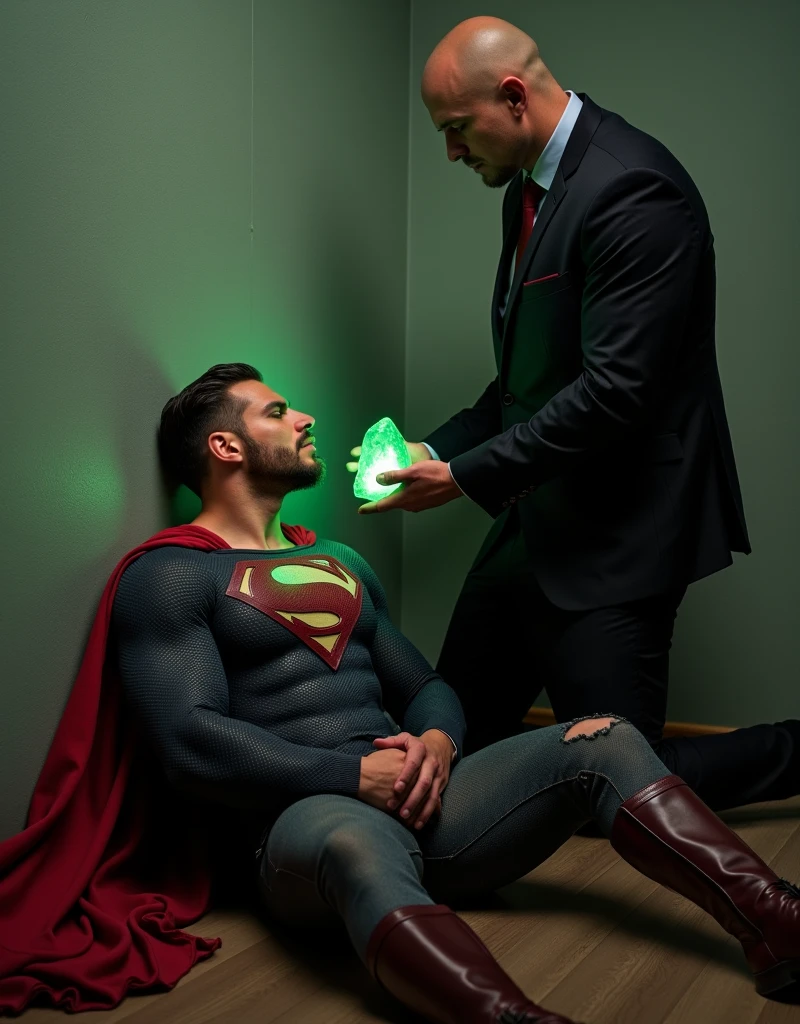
[523,706,735,738]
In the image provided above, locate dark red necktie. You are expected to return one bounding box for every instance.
[515,178,545,271]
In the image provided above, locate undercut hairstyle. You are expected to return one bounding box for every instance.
[158,362,262,496]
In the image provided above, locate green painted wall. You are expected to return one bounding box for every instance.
[402,0,799,727]
[0,0,410,840]
[1,0,796,843]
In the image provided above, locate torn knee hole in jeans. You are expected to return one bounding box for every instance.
[560,713,629,744]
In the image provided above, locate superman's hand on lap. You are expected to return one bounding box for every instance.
[372,730,453,831]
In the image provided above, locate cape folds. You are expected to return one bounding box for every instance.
[0,522,316,1013]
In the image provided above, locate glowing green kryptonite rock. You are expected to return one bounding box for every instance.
[353,416,411,501]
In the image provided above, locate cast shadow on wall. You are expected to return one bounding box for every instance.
[41,340,179,661]
[2,335,178,839]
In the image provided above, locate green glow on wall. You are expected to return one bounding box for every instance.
[353,416,411,501]
[63,454,122,514]
[136,286,295,395]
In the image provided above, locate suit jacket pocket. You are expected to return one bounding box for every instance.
[520,269,573,303]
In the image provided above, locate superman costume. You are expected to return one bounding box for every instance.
[5,526,800,1021]
[111,536,466,828]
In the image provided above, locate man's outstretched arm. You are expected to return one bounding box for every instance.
[422,376,503,464]
[113,549,363,810]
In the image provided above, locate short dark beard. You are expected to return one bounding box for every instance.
[241,432,326,497]
[483,164,519,189]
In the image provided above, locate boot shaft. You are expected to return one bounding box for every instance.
[611,775,775,942]
[366,904,579,1024]
[611,774,800,990]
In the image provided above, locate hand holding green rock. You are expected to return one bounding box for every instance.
[353,417,412,501]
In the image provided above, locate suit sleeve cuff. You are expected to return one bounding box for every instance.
[422,443,471,502]
[449,448,535,518]
[446,461,471,500]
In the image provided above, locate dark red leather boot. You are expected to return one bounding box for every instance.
[365,904,580,1023]
[611,774,800,997]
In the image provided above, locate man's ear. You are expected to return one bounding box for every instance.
[207,431,244,467]
[499,76,528,116]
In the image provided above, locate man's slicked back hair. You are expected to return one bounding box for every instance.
[158,362,262,496]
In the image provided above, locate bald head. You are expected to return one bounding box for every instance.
[422,16,548,102]
[421,17,567,189]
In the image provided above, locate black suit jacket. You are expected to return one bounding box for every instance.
[424,93,750,611]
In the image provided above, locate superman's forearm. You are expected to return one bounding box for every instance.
[156,711,362,809]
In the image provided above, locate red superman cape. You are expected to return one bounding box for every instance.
[0,522,316,1013]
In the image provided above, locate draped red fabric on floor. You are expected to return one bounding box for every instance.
[0,522,316,1013]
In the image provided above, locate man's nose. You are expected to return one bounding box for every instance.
[296,412,315,431]
[446,137,468,162]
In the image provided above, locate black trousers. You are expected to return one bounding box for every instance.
[437,509,797,812]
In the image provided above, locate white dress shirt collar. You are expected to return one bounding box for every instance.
[526,90,583,191]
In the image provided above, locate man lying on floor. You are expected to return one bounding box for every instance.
[112,362,800,1024]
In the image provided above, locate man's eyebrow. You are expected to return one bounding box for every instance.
[262,400,290,413]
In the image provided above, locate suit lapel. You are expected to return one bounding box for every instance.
[497,93,605,366]
[502,171,567,335]
[491,173,523,357]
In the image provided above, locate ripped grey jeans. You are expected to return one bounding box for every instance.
[258,717,670,960]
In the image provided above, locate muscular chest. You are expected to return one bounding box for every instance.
[209,554,377,674]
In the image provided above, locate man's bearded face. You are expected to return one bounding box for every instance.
[241,429,326,497]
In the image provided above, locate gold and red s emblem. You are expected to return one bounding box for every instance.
[225,555,363,670]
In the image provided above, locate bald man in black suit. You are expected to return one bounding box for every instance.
[353,16,798,812]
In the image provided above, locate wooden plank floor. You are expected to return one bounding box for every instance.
[22,798,800,1024]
